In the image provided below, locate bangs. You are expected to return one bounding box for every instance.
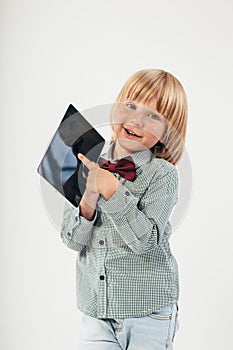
[115,69,186,124]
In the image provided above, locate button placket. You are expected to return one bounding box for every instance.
[96,243,107,317]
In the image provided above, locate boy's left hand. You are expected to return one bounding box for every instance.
[77,153,122,200]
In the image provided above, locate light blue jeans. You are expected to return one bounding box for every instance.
[79,303,179,349]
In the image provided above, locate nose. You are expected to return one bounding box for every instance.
[129,110,144,127]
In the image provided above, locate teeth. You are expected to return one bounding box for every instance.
[125,128,137,136]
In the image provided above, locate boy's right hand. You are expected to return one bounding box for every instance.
[78,153,121,200]
[78,153,100,195]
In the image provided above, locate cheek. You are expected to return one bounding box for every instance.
[144,128,162,143]
[149,123,165,140]
[111,113,119,130]
[112,110,128,124]
[111,113,125,134]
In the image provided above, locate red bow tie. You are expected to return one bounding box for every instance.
[98,157,137,181]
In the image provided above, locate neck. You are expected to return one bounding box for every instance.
[113,140,131,159]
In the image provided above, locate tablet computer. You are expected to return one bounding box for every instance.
[37,104,105,207]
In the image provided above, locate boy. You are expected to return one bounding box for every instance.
[61,69,188,349]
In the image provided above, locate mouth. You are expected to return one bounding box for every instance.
[123,127,142,138]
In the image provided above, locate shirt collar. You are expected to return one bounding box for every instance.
[100,142,154,168]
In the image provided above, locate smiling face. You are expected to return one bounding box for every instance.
[112,101,166,158]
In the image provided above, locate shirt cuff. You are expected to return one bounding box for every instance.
[97,185,139,219]
[64,205,97,246]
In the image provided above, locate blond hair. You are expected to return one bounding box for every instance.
[110,69,188,165]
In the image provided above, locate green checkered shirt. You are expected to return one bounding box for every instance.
[60,142,179,319]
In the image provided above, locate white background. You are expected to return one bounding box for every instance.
[1,0,233,349]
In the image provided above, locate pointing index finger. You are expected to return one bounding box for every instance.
[77,153,96,170]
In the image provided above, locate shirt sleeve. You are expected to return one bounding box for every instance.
[97,168,179,255]
[60,200,97,252]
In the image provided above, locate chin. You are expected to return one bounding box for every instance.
[117,138,146,152]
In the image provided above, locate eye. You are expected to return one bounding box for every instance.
[148,113,161,120]
[126,102,137,110]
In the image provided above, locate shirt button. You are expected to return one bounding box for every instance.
[99,240,104,245]
[99,275,105,280]
[125,191,130,196]
[67,232,71,237]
